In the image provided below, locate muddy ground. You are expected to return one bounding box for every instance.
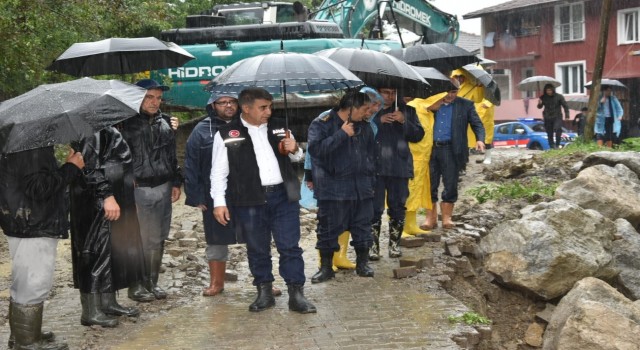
[0,147,582,349]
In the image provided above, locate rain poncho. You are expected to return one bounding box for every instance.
[595,93,623,137]
[467,99,495,147]
[451,68,484,104]
[69,127,146,292]
[405,92,446,211]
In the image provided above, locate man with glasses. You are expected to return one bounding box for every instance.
[185,92,238,297]
[120,79,183,302]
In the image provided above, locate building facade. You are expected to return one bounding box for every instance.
[465,0,640,136]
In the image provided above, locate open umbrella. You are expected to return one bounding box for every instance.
[46,37,195,77]
[517,76,561,92]
[205,51,363,95]
[0,78,145,153]
[585,78,627,90]
[314,48,430,98]
[387,43,480,74]
[565,95,589,111]
[205,51,364,151]
[410,66,455,95]
[459,64,501,105]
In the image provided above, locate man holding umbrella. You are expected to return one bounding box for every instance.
[0,148,84,350]
[211,87,315,314]
[369,87,424,260]
[120,79,183,301]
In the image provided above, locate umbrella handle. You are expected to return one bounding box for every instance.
[278,130,291,155]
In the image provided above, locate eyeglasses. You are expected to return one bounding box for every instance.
[214,100,238,106]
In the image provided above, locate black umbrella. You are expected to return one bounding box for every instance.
[314,48,430,98]
[460,64,501,105]
[206,51,364,152]
[46,37,195,77]
[388,43,480,74]
[205,51,363,95]
[0,78,145,153]
[410,66,456,95]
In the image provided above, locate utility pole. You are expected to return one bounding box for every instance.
[585,0,613,141]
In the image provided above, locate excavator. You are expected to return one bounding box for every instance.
[155,0,459,138]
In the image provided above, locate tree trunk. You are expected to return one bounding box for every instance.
[585,0,613,141]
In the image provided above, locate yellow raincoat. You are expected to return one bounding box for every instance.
[468,99,495,147]
[405,92,447,211]
[451,68,484,104]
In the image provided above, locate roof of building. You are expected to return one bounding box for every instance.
[463,0,562,19]
[456,31,482,54]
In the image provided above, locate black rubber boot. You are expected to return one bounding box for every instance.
[127,281,155,302]
[388,219,403,258]
[101,292,140,317]
[287,284,317,314]
[80,293,118,328]
[10,301,69,350]
[311,250,335,284]
[355,247,375,277]
[8,299,55,349]
[146,248,167,299]
[249,282,276,312]
[369,221,381,261]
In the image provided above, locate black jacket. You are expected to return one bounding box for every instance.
[537,92,569,121]
[0,147,81,239]
[119,112,182,188]
[372,103,424,178]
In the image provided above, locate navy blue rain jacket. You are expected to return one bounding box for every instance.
[372,102,424,178]
[307,109,376,201]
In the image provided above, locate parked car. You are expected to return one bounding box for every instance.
[492,119,577,150]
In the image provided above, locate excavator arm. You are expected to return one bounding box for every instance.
[311,0,459,45]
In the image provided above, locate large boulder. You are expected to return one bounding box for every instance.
[542,277,640,350]
[480,199,617,300]
[580,151,640,177]
[612,218,640,300]
[556,163,640,228]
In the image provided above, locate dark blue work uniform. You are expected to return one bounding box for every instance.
[183,107,239,245]
[307,110,376,252]
[372,103,424,223]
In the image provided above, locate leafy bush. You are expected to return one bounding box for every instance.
[448,312,491,325]
[467,177,557,204]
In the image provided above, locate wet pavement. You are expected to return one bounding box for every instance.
[0,235,472,349]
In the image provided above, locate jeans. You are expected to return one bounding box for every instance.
[430,144,459,203]
[7,237,58,304]
[231,188,305,286]
[316,198,373,251]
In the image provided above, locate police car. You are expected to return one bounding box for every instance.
[492,118,577,150]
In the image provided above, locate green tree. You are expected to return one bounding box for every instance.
[0,0,223,100]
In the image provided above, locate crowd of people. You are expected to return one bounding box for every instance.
[0,76,489,349]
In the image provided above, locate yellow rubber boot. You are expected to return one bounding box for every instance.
[318,250,338,272]
[333,231,356,269]
[402,211,430,237]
